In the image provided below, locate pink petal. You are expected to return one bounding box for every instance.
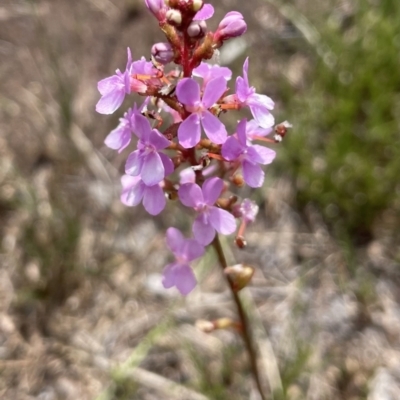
[221,136,243,161]
[193,217,215,245]
[194,4,214,20]
[159,152,174,176]
[178,113,201,148]
[176,78,200,106]
[97,75,121,95]
[166,227,185,253]
[236,118,248,146]
[143,184,166,215]
[249,145,276,165]
[120,175,144,206]
[202,77,227,108]
[125,150,142,176]
[162,262,179,289]
[250,105,275,129]
[149,129,170,150]
[235,76,250,103]
[201,110,227,144]
[141,152,165,186]
[96,89,125,115]
[182,239,205,261]
[134,114,152,139]
[242,160,264,188]
[209,207,236,235]
[202,177,223,206]
[175,265,197,295]
[104,125,130,151]
[178,183,203,208]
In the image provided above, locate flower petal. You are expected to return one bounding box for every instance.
[104,123,131,151]
[202,177,223,206]
[96,89,125,115]
[194,3,214,20]
[120,175,144,206]
[209,207,236,235]
[193,216,215,245]
[175,264,197,295]
[162,262,179,289]
[125,150,143,176]
[141,152,165,186]
[134,114,152,140]
[221,136,243,161]
[235,76,250,103]
[182,239,205,261]
[166,227,185,254]
[236,118,248,146]
[178,113,201,148]
[97,75,122,95]
[143,184,166,215]
[148,129,170,150]
[201,110,227,144]
[159,152,174,176]
[202,76,227,108]
[242,160,265,188]
[176,78,200,106]
[248,145,276,165]
[162,263,197,295]
[178,183,203,208]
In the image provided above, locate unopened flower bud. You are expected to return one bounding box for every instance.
[232,174,245,187]
[192,0,203,12]
[214,11,247,43]
[145,0,166,21]
[151,42,174,65]
[187,20,207,38]
[225,263,255,291]
[166,9,182,26]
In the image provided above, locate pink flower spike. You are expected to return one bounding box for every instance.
[162,228,205,295]
[96,48,133,115]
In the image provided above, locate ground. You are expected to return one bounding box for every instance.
[1,0,400,399]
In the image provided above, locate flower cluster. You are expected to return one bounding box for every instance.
[96,0,285,295]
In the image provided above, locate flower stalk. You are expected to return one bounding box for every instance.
[212,235,267,400]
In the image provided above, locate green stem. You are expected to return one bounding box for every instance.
[212,235,267,400]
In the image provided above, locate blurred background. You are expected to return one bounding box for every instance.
[1,0,400,399]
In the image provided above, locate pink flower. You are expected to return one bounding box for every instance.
[120,174,167,216]
[178,177,236,245]
[125,114,173,186]
[162,228,205,295]
[96,48,133,115]
[222,119,276,188]
[176,77,227,148]
[235,58,275,128]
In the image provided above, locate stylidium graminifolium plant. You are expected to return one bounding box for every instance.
[96,0,290,296]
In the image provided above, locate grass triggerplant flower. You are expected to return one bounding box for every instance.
[96,0,285,295]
